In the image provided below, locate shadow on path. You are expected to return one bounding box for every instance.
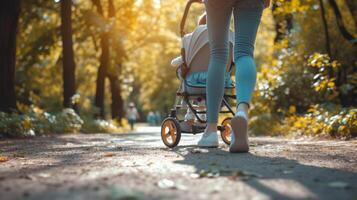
[172,146,357,200]
[0,133,356,200]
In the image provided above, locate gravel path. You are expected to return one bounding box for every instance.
[0,127,356,200]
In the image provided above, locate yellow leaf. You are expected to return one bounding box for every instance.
[22,117,32,130]
[289,105,296,114]
[312,127,319,134]
[327,81,335,88]
[104,152,115,157]
[0,156,9,162]
[294,121,302,128]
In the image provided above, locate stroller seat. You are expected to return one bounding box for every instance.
[186,71,235,88]
[184,71,235,94]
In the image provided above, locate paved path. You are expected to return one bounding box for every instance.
[0,127,356,200]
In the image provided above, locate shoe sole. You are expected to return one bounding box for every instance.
[198,146,218,148]
[197,142,219,148]
[229,116,249,153]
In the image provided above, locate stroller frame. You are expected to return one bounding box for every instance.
[161,0,237,148]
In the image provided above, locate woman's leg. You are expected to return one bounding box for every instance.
[205,0,233,126]
[229,2,263,153]
[197,0,233,147]
[233,3,263,108]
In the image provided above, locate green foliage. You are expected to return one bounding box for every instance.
[54,109,84,133]
[308,53,339,94]
[0,106,83,137]
[0,112,35,137]
[0,106,131,137]
[250,1,356,138]
[82,118,129,133]
[250,112,280,136]
[277,105,357,139]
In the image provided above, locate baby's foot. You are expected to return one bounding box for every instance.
[229,111,249,153]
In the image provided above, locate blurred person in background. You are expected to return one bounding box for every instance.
[126,102,139,130]
[147,111,156,126]
[154,111,161,125]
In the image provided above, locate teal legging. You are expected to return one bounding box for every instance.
[205,0,264,123]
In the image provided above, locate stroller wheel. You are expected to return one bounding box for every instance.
[220,117,232,145]
[161,117,181,148]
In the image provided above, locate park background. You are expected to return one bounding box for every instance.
[0,0,356,138]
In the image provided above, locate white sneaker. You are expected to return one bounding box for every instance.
[230,111,249,153]
[197,132,219,147]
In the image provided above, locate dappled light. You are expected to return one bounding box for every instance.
[0,0,356,199]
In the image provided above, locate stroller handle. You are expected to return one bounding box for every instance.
[180,0,203,38]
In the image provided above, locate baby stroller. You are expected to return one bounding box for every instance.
[161,0,237,148]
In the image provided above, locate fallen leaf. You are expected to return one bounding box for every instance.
[328,181,349,189]
[221,169,263,180]
[240,170,263,178]
[0,156,9,162]
[37,173,50,178]
[20,174,36,180]
[199,169,220,178]
[228,175,249,181]
[190,173,200,179]
[13,153,25,158]
[250,143,258,147]
[104,152,115,157]
[157,179,175,189]
[190,148,208,154]
[157,179,187,190]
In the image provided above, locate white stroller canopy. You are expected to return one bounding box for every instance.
[182,25,234,67]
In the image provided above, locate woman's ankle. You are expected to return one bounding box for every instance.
[237,103,249,117]
[205,123,217,133]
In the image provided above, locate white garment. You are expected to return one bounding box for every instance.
[126,108,138,120]
[171,56,183,67]
[171,25,234,68]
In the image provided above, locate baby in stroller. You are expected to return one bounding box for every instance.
[161,12,236,147]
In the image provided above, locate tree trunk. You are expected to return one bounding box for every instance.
[319,0,334,78]
[107,0,124,121]
[328,0,356,43]
[344,0,357,29]
[60,0,77,109]
[93,0,116,118]
[0,1,21,113]
[327,0,356,106]
[319,0,332,57]
[108,74,124,122]
[272,1,293,43]
[94,32,109,118]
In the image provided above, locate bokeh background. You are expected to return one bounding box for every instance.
[0,0,356,138]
